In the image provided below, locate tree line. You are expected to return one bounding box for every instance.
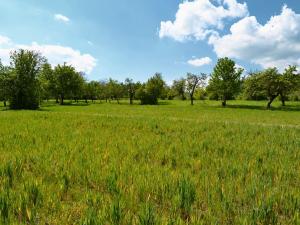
[0,49,299,110]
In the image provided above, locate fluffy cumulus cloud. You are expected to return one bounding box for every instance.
[159,0,248,41]
[187,56,212,67]
[0,35,97,74]
[209,5,300,70]
[54,14,70,23]
[0,36,11,45]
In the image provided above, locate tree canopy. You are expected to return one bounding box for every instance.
[208,57,243,107]
[9,50,45,109]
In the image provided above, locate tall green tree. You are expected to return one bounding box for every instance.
[186,73,207,105]
[0,60,11,107]
[244,67,299,108]
[107,78,123,104]
[136,73,165,105]
[172,78,186,100]
[38,62,55,102]
[279,66,299,106]
[242,71,267,101]
[256,68,280,109]
[125,78,136,105]
[208,57,243,107]
[83,81,100,103]
[97,80,109,102]
[9,50,45,109]
[53,63,84,105]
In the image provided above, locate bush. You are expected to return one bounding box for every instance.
[136,73,165,105]
[136,86,158,105]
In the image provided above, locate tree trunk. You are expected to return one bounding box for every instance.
[56,97,59,104]
[117,98,119,104]
[222,96,226,107]
[130,97,133,105]
[280,94,286,106]
[60,95,64,105]
[267,95,278,109]
[4,100,6,107]
[190,94,194,105]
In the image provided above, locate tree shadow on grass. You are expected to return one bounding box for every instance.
[41,102,90,108]
[158,101,172,106]
[224,104,300,112]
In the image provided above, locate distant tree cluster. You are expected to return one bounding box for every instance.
[0,50,299,109]
[242,66,299,108]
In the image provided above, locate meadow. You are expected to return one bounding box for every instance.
[0,100,299,224]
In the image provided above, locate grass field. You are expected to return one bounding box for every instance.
[0,100,299,224]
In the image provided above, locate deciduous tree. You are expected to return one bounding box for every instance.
[0,60,11,107]
[208,57,243,107]
[172,78,186,100]
[125,78,136,105]
[186,73,207,105]
[136,73,165,105]
[9,50,45,109]
[53,63,84,105]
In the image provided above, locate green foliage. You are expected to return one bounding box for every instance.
[0,60,11,107]
[125,78,138,104]
[83,81,101,103]
[186,73,207,105]
[53,63,84,104]
[208,57,243,106]
[243,67,299,108]
[9,49,45,109]
[279,66,300,105]
[107,78,124,103]
[242,72,267,100]
[194,87,207,100]
[39,62,55,101]
[136,73,165,105]
[171,78,186,100]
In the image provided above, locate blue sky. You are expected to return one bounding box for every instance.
[0,0,300,83]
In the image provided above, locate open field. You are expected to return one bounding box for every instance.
[0,100,300,224]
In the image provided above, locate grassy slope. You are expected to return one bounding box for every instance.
[0,100,299,224]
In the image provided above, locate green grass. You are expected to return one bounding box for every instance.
[0,100,299,224]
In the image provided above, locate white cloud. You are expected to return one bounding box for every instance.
[159,0,248,41]
[209,5,300,70]
[235,64,245,70]
[187,56,212,67]
[0,35,11,45]
[54,14,70,23]
[0,35,97,74]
